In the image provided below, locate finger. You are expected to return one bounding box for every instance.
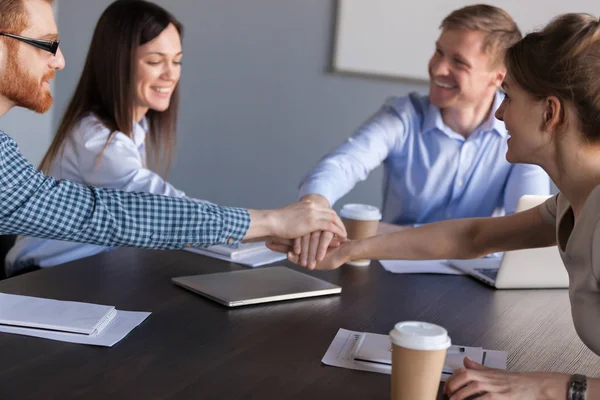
[315,209,347,238]
[444,368,479,397]
[463,357,488,371]
[266,242,293,253]
[316,231,334,262]
[448,379,489,400]
[307,231,321,269]
[315,215,347,239]
[328,238,341,248]
[331,210,348,238]
[294,237,301,255]
[267,237,294,246]
[287,251,300,264]
[300,234,311,266]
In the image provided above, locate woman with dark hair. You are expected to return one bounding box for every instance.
[280,13,600,399]
[5,0,345,273]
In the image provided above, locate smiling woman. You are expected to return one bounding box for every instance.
[39,0,183,174]
[5,0,193,273]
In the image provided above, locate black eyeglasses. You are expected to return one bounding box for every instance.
[0,33,59,55]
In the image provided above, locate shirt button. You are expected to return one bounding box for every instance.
[457,179,464,187]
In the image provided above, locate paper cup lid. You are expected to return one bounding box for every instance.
[339,204,382,221]
[389,321,451,351]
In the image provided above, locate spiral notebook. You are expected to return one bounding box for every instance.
[0,293,116,335]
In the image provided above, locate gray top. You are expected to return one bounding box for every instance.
[540,188,600,356]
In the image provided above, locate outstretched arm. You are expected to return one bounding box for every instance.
[0,132,346,249]
[283,205,555,270]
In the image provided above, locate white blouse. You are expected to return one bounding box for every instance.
[6,114,202,274]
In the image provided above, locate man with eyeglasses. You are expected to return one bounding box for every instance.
[0,0,347,277]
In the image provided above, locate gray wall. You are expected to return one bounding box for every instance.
[54,0,426,210]
[0,107,53,165]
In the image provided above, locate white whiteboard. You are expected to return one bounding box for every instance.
[334,0,599,81]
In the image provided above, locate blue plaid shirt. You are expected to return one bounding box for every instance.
[0,131,250,253]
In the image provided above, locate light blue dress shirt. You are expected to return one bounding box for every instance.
[299,92,550,225]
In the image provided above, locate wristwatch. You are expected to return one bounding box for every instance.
[568,374,587,400]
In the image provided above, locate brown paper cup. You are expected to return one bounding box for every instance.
[391,345,447,400]
[339,204,382,267]
[390,321,451,400]
[341,218,379,266]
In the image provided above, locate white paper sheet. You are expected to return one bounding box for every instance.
[322,329,506,381]
[185,247,286,267]
[353,331,483,375]
[0,310,150,347]
[380,260,465,275]
[482,349,507,370]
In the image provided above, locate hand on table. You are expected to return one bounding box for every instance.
[444,357,569,400]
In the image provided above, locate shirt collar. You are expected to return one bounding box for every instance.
[422,91,507,139]
[132,118,148,147]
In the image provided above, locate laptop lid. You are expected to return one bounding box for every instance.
[172,266,341,307]
[451,195,569,289]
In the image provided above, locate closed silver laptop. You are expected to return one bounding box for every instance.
[172,266,342,307]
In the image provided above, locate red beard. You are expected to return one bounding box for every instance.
[0,46,54,113]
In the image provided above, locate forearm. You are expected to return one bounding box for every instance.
[299,111,397,206]
[346,218,482,261]
[536,374,600,399]
[0,133,249,248]
[0,177,249,249]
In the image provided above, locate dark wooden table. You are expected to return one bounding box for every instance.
[0,248,598,400]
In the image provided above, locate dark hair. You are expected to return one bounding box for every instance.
[505,13,600,141]
[441,4,521,66]
[39,0,183,173]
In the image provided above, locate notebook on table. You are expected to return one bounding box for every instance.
[0,292,116,335]
[185,241,287,267]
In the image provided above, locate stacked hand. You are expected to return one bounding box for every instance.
[267,237,351,270]
[247,199,347,253]
[265,194,349,269]
[266,200,347,240]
